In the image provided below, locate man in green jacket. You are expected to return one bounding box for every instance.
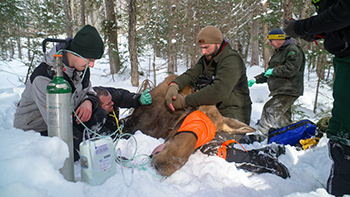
[248,29,305,141]
[165,26,252,133]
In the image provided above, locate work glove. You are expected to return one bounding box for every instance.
[140,89,152,105]
[170,93,187,111]
[248,79,256,87]
[165,83,180,110]
[283,19,299,38]
[264,68,273,77]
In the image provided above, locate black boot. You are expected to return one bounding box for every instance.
[227,147,290,179]
[249,143,286,158]
[199,132,290,179]
[238,134,259,144]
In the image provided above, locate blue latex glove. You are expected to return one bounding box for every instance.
[264,69,273,77]
[140,89,152,105]
[248,79,256,87]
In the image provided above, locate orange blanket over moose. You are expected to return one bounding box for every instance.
[177,110,216,149]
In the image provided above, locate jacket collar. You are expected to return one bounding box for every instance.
[276,37,297,51]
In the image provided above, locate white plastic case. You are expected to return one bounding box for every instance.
[80,136,116,185]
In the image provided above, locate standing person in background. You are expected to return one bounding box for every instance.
[248,29,305,142]
[283,0,350,195]
[14,25,104,161]
[165,26,252,141]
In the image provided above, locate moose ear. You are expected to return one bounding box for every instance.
[222,118,256,134]
[151,143,166,156]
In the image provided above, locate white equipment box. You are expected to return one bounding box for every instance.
[80,136,116,185]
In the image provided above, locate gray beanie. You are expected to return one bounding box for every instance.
[68,25,104,59]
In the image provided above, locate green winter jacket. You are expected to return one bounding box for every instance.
[254,38,305,97]
[173,42,252,124]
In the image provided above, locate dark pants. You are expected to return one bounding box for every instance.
[327,140,350,196]
[225,143,289,178]
[326,56,350,196]
[258,95,298,140]
[326,56,350,145]
[200,132,288,178]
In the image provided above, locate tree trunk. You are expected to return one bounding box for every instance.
[262,2,269,70]
[300,0,311,19]
[129,0,139,86]
[192,0,201,67]
[281,0,293,27]
[313,53,327,113]
[250,6,260,66]
[105,0,120,76]
[313,77,320,113]
[80,0,85,26]
[16,37,22,59]
[10,39,14,59]
[63,0,73,37]
[167,1,176,74]
[152,0,159,85]
[27,37,31,62]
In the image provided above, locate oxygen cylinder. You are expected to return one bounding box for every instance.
[46,54,74,182]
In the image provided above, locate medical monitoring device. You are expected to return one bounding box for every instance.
[80,136,116,185]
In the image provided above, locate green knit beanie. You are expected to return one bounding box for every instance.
[197,26,223,44]
[68,25,104,59]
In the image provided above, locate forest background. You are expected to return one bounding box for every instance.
[0,0,333,119]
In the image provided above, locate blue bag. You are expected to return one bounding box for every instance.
[268,119,316,146]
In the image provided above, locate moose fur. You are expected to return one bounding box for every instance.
[122,74,255,177]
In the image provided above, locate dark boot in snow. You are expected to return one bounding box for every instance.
[250,143,286,158]
[226,147,290,179]
[199,132,290,179]
[238,134,259,144]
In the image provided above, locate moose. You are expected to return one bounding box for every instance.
[122,74,255,177]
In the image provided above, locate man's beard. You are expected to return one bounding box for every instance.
[205,45,219,61]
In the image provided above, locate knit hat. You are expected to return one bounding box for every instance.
[197,26,223,44]
[68,25,104,59]
[268,29,285,40]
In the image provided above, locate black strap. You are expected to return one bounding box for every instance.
[174,131,198,140]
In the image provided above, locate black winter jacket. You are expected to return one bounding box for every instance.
[294,0,350,57]
[98,87,142,134]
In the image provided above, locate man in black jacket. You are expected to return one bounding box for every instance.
[283,0,350,195]
[72,86,151,161]
[92,86,152,137]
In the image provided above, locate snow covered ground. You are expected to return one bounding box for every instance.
[0,51,334,197]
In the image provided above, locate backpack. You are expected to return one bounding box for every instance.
[268,119,316,146]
